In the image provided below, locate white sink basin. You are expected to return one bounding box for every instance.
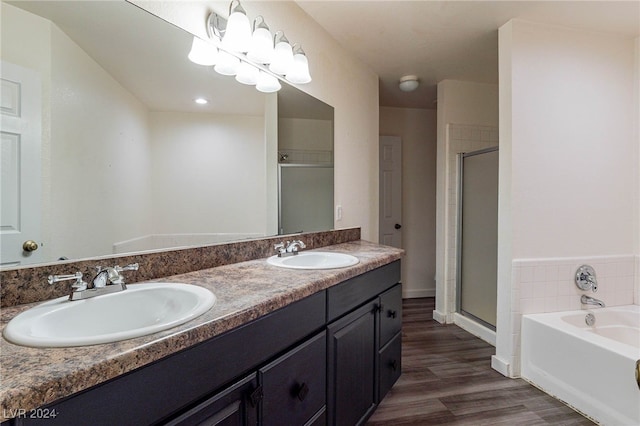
[2,283,215,348]
[267,251,359,270]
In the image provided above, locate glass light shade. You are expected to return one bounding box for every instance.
[187,36,218,66]
[256,71,281,93]
[214,50,240,76]
[268,41,294,75]
[246,27,274,64]
[221,9,252,53]
[235,61,259,85]
[285,52,312,84]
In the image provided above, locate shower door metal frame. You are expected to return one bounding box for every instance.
[455,146,498,331]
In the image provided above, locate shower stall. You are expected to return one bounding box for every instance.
[456,147,499,330]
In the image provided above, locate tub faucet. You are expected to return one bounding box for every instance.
[581,294,605,308]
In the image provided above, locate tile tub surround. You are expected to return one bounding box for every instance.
[0,228,361,308]
[0,240,403,421]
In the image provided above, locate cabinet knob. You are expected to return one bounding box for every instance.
[296,382,310,401]
[390,359,398,371]
[387,310,397,319]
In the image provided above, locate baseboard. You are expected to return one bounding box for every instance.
[402,288,435,299]
[453,313,496,346]
[432,309,447,324]
[491,355,511,377]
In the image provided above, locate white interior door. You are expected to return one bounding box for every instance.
[379,136,402,248]
[1,61,42,266]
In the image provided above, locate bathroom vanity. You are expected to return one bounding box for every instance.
[0,241,402,425]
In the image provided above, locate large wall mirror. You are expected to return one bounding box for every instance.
[0,0,334,268]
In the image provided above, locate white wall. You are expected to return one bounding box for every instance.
[149,112,267,236]
[434,80,499,322]
[496,19,638,377]
[131,1,380,241]
[380,107,437,298]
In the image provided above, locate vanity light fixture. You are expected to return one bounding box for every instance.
[246,16,273,64]
[187,1,311,93]
[220,0,252,53]
[286,44,312,84]
[269,31,294,75]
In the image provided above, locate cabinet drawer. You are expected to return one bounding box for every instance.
[260,331,326,426]
[327,260,400,322]
[379,284,402,348]
[378,332,401,402]
[164,373,259,426]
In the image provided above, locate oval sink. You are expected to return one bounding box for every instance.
[267,251,359,270]
[2,283,215,348]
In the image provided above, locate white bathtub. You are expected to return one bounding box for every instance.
[521,305,640,425]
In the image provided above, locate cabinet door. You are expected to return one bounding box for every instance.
[327,302,377,426]
[378,284,402,349]
[260,332,326,426]
[163,374,259,426]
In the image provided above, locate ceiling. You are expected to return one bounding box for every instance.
[296,1,640,109]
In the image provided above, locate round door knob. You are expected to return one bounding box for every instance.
[394,224,402,229]
[23,240,39,252]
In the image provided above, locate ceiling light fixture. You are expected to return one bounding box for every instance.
[399,75,419,92]
[194,98,209,105]
[187,1,311,93]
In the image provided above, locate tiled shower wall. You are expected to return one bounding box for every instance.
[443,123,499,317]
[509,254,636,375]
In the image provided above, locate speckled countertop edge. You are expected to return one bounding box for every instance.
[0,241,403,420]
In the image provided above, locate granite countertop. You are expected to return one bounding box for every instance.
[0,240,403,421]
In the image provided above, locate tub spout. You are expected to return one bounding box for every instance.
[581,294,605,308]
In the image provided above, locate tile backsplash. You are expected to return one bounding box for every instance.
[0,228,361,308]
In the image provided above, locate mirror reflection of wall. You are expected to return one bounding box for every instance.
[0,0,333,268]
[277,85,334,234]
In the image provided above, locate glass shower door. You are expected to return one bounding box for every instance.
[457,147,498,329]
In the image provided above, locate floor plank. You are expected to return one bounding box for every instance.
[367,298,594,425]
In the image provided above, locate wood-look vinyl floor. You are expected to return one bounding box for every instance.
[367,298,595,426]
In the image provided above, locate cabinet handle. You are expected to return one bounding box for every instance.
[387,309,397,319]
[374,303,384,313]
[296,382,310,402]
[390,360,398,372]
[249,386,263,407]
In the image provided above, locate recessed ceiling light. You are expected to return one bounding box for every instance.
[194,98,209,105]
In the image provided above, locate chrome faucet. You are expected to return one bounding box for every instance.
[49,263,139,301]
[581,294,605,308]
[274,240,306,257]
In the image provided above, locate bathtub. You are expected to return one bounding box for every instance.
[521,305,640,425]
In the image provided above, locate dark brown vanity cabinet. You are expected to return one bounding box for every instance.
[326,261,402,426]
[4,260,401,426]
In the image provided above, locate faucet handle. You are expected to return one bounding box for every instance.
[116,263,139,272]
[48,272,87,291]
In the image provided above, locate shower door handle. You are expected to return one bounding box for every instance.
[394,224,402,230]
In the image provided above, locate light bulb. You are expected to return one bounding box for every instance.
[269,33,293,75]
[235,61,259,85]
[188,36,218,66]
[286,51,312,84]
[247,25,273,64]
[256,71,281,93]
[221,2,252,53]
[214,50,240,76]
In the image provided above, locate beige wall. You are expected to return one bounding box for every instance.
[496,19,638,377]
[380,107,437,298]
[133,1,380,241]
